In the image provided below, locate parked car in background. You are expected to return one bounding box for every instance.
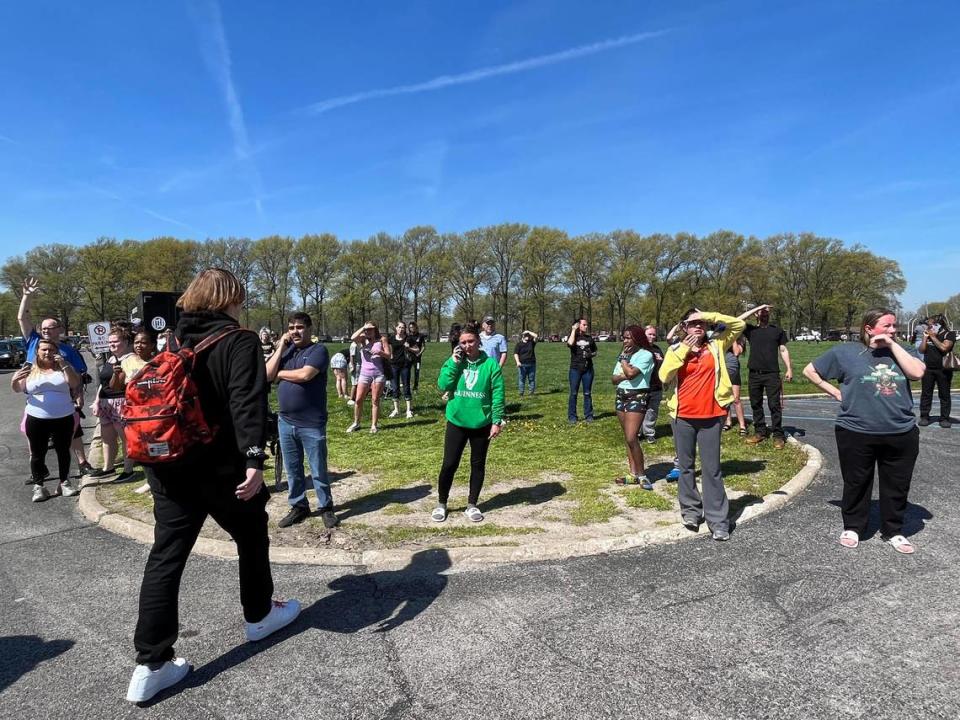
[0,339,25,368]
[548,334,561,342]
[794,331,821,341]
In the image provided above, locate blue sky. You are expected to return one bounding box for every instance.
[1,0,957,311]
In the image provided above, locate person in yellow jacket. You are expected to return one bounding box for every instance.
[659,309,745,541]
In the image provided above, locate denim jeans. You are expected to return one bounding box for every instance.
[518,363,536,394]
[568,367,594,421]
[277,415,331,510]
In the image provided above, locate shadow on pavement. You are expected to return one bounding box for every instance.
[729,494,763,522]
[481,481,566,512]
[827,499,933,539]
[337,484,432,521]
[0,635,75,693]
[152,549,451,705]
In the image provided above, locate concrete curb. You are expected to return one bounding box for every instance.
[77,437,824,572]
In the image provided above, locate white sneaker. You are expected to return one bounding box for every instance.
[369,425,379,434]
[58,479,79,497]
[347,399,356,406]
[126,657,190,703]
[389,408,399,418]
[346,422,360,433]
[245,599,301,642]
[406,410,414,419]
[31,485,50,502]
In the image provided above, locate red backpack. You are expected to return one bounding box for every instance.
[122,327,246,463]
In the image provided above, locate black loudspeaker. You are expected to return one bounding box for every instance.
[139,291,182,335]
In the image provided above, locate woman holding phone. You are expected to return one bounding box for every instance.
[803,308,926,554]
[432,323,505,523]
[659,308,745,540]
[11,339,82,501]
[92,327,137,481]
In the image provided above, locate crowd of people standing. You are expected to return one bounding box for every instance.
[4,267,950,702]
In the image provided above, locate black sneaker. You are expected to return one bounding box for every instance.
[320,508,340,529]
[115,470,137,483]
[940,419,951,429]
[918,417,930,427]
[278,504,310,528]
[77,462,94,477]
[87,468,115,478]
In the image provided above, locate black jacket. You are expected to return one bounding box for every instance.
[149,311,268,480]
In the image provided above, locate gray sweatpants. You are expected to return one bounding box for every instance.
[674,416,728,533]
[641,390,662,439]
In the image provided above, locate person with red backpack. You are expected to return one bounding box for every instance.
[124,268,300,704]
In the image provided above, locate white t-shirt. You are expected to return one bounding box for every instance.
[25,370,75,419]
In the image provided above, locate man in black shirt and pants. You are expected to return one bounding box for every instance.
[742,305,793,449]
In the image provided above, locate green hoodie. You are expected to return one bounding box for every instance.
[437,350,505,428]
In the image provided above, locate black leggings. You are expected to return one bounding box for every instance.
[437,422,491,506]
[835,425,919,538]
[25,414,74,484]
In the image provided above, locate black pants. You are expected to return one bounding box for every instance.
[748,371,783,438]
[437,422,491,506]
[413,361,421,391]
[835,425,919,538]
[25,414,73,484]
[390,365,412,400]
[919,368,953,420]
[134,469,274,664]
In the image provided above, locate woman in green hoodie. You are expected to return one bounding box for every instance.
[433,322,505,523]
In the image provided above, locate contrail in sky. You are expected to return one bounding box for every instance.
[190,0,265,217]
[305,29,670,115]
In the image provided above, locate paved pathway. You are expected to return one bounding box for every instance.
[1,378,957,719]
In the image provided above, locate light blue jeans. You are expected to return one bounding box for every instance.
[278,415,331,510]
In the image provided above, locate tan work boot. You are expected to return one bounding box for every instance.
[773,437,786,449]
[744,434,766,445]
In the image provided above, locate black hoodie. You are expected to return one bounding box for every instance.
[148,310,268,481]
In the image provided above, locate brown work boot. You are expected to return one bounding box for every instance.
[773,436,786,449]
[744,434,766,445]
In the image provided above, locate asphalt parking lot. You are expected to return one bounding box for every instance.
[1,383,958,719]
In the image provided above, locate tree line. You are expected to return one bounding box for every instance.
[0,227,905,340]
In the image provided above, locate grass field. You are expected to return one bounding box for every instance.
[276,338,809,525]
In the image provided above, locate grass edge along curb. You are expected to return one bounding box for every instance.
[77,436,823,572]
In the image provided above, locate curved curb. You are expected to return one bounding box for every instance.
[78,439,823,572]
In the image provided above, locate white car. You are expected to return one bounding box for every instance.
[795,332,821,341]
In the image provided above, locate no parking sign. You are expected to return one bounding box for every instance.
[87,321,111,353]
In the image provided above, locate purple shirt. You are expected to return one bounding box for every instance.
[359,341,385,376]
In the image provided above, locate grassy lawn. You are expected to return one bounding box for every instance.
[292,339,808,526]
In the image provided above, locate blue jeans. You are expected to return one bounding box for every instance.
[518,363,536,394]
[568,368,594,421]
[277,415,331,510]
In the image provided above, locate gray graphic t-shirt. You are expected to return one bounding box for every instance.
[812,343,921,434]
